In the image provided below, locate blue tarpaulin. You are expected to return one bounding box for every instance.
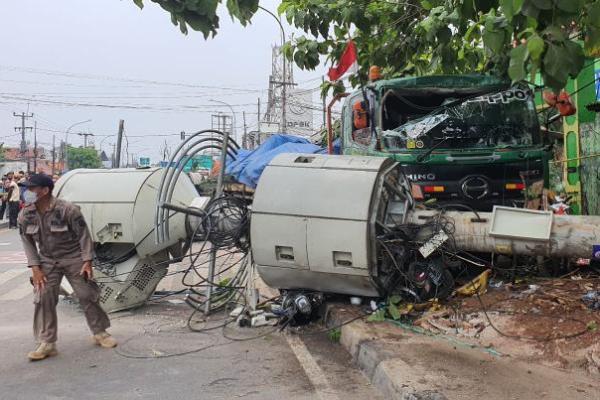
[225,134,323,188]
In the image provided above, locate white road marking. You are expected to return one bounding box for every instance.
[0,280,32,301]
[0,250,27,265]
[286,334,340,400]
[0,242,12,246]
[0,268,28,285]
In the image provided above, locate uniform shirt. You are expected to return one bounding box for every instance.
[8,180,19,202]
[18,197,94,267]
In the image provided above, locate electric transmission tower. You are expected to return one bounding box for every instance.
[262,45,295,137]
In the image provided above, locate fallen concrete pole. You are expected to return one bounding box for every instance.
[408,210,600,259]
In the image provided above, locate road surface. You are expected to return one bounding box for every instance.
[0,227,381,400]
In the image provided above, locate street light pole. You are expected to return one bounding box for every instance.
[209,99,237,143]
[63,119,92,172]
[259,6,287,133]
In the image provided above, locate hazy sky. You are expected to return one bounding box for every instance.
[0,0,326,163]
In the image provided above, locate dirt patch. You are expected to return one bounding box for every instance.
[415,277,600,373]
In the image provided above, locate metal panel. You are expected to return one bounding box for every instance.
[253,165,378,221]
[306,218,369,276]
[250,214,309,269]
[489,206,553,241]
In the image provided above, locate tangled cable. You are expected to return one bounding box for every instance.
[199,195,250,252]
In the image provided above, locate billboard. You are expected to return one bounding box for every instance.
[286,88,314,137]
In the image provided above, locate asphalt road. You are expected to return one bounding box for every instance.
[0,227,382,400]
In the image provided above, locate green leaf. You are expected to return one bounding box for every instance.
[531,0,552,10]
[483,29,506,53]
[133,0,144,9]
[387,304,401,320]
[586,2,600,27]
[521,1,540,18]
[388,295,402,305]
[563,40,585,77]
[508,44,529,82]
[367,309,386,323]
[421,0,433,10]
[555,0,582,13]
[226,0,258,25]
[587,321,598,332]
[543,43,569,91]
[527,34,545,61]
[500,0,524,21]
[543,26,567,42]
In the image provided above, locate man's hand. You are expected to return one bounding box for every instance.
[80,261,93,281]
[31,266,47,291]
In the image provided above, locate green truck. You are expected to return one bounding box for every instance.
[340,75,549,211]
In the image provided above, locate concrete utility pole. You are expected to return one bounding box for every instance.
[257,97,261,144]
[77,132,94,148]
[242,111,248,149]
[33,121,37,173]
[407,210,600,258]
[115,120,124,168]
[51,134,56,176]
[13,111,33,173]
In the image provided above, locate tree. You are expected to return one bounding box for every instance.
[131,0,259,38]
[133,0,600,93]
[277,0,600,94]
[67,146,102,170]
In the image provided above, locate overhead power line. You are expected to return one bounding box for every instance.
[0,65,266,93]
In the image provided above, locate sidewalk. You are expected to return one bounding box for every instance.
[327,304,600,400]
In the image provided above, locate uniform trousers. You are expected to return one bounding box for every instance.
[34,261,110,343]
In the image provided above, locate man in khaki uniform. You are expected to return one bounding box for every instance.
[18,174,117,361]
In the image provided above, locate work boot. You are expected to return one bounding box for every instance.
[27,342,58,361]
[93,331,117,348]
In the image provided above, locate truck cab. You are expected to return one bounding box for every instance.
[341,75,549,211]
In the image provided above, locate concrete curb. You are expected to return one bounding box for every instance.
[0,221,9,230]
[328,307,448,400]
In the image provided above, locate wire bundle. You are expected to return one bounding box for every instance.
[154,129,241,244]
[199,195,250,252]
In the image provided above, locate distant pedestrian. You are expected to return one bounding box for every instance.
[0,175,8,220]
[18,174,117,361]
[6,172,20,228]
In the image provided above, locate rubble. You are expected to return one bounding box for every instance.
[582,291,600,310]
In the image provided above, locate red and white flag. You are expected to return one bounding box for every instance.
[327,40,358,81]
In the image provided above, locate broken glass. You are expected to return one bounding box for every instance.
[381,86,539,151]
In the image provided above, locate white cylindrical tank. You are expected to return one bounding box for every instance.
[54,167,198,258]
[251,153,412,297]
[53,168,201,312]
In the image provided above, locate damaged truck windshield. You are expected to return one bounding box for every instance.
[381,85,539,151]
[341,75,549,211]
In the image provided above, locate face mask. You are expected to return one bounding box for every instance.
[23,190,38,204]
